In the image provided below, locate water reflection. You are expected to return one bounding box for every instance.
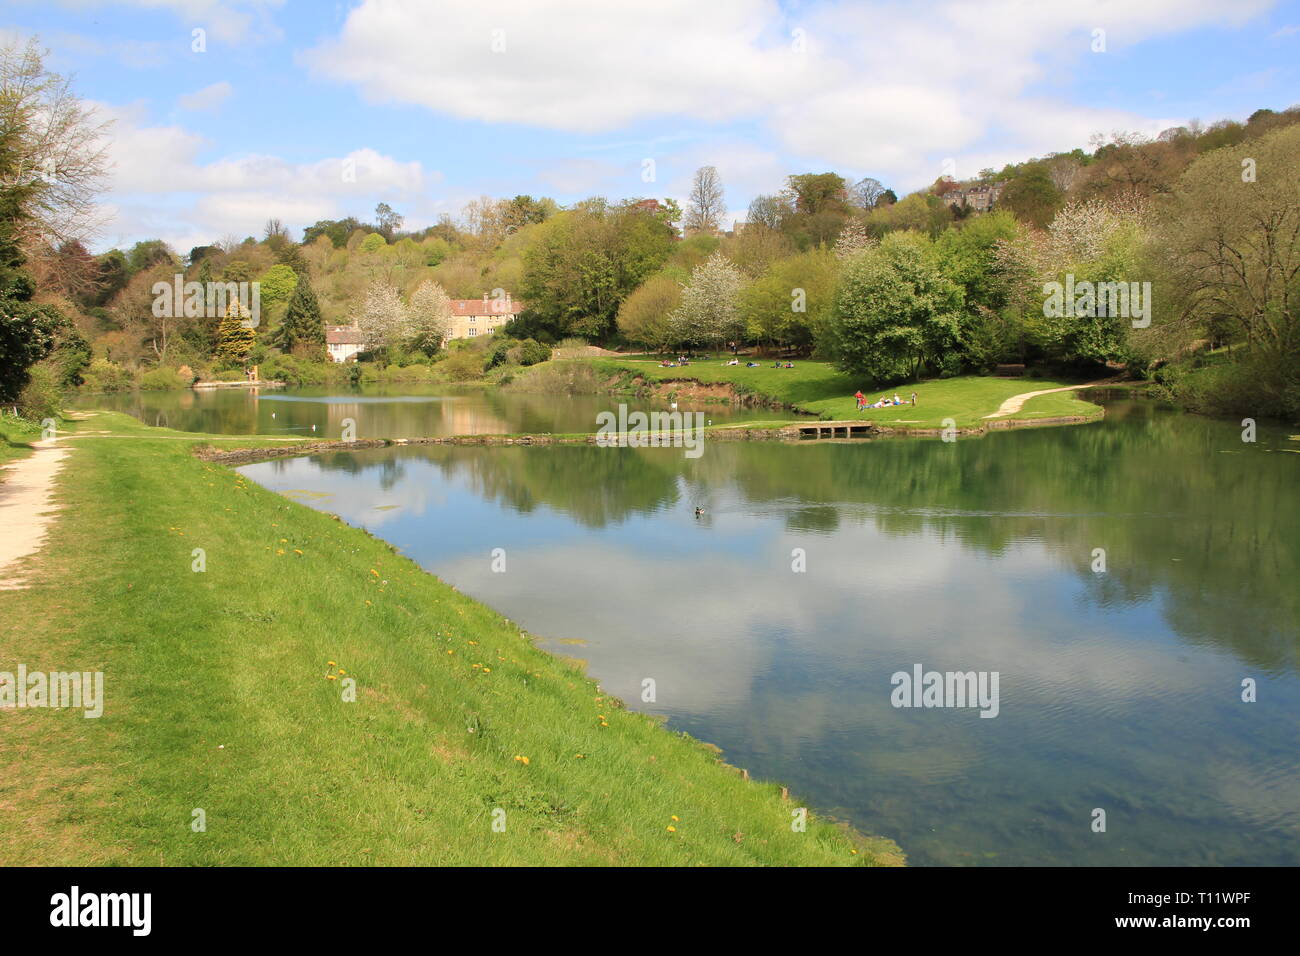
[241,401,1300,865]
[74,384,776,439]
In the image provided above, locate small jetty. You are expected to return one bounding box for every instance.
[192,380,286,390]
[794,420,875,440]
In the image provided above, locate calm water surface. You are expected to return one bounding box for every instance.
[238,398,1300,866]
[77,384,778,438]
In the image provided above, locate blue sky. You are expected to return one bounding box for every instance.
[4,0,1298,252]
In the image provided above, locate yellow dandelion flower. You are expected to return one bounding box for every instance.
[671,815,679,821]
[338,669,346,675]
[326,675,337,681]
[482,668,491,674]
[666,826,676,832]
[328,661,337,666]
[293,549,303,555]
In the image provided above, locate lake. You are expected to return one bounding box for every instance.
[237,396,1299,866]
[75,383,780,438]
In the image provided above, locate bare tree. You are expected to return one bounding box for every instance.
[0,38,111,252]
[685,166,725,234]
[850,177,886,209]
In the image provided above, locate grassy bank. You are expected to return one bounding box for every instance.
[0,411,900,866]
[0,414,42,473]
[582,358,1105,428]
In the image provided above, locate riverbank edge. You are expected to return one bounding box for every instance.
[3,410,904,866]
[195,405,1106,467]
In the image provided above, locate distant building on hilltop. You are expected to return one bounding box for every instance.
[936,178,1006,213]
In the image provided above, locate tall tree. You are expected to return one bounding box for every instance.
[829,230,964,383]
[407,279,453,355]
[215,300,256,365]
[685,166,726,235]
[375,202,403,239]
[275,272,324,352]
[670,251,744,350]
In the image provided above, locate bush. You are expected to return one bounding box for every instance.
[1153,349,1300,422]
[79,358,134,393]
[440,349,487,382]
[139,367,187,390]
[517,338,552,366]
[17,363,62,420]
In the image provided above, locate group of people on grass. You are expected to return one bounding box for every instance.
[723,359,795,368]
[855,390,916,410]
[661,355,691,367]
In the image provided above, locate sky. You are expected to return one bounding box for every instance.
[3,0,1299,254]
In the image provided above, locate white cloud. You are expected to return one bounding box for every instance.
[304,0,1275,190]
[93,103,440,250]
[177,80,233,111]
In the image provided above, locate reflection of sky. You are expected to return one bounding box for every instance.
[240,445,1300,867]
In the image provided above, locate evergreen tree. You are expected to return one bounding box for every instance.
[276,273,324,351]
[215,300,256,365]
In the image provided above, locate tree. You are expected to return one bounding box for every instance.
[617,273,682,350]
[1157,123,1300,361]
[670,252,744,350]
[740,248,839,352]
[215,300,256,365]
[375,202,403,239]
[850,177,887,209]
[275,272,324,352]
[998,166,1062,228]
[357,280,409,352]
[0,39,111,251]
[407,279,453,355]
[829,231,964,384]
[257,263,298,307]
[786,173,849,216]
[747,192,793,231]
[684,166,726,235]
[521,201,675,340]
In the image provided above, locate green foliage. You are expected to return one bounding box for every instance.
[521,202,675,340]
[215,303,256,364]
[516,338,551,366]
[256,263,298,306]
[359,232,387,254]
[274,272,325,352]
[139,367,186,390]
[16,363,62,419]
[829,231,965,385]
[79,358,134,393]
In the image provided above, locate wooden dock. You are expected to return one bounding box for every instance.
[794,420,875,439]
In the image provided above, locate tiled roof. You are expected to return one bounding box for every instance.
[449,298,524,317]
[325,326,364,345]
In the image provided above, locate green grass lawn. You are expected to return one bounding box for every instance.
[0,411,899,866]
[586,358,1104,429]
[0,415,42,473]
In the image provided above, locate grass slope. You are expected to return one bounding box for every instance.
[586,358,1103,428]
[0,411,899,866]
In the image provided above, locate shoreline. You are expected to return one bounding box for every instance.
[0,410,903,866]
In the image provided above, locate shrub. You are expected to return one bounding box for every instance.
[517,338,552,366]
[17,363,62,419]
[79,358,134,393]
[140,367,186,390]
